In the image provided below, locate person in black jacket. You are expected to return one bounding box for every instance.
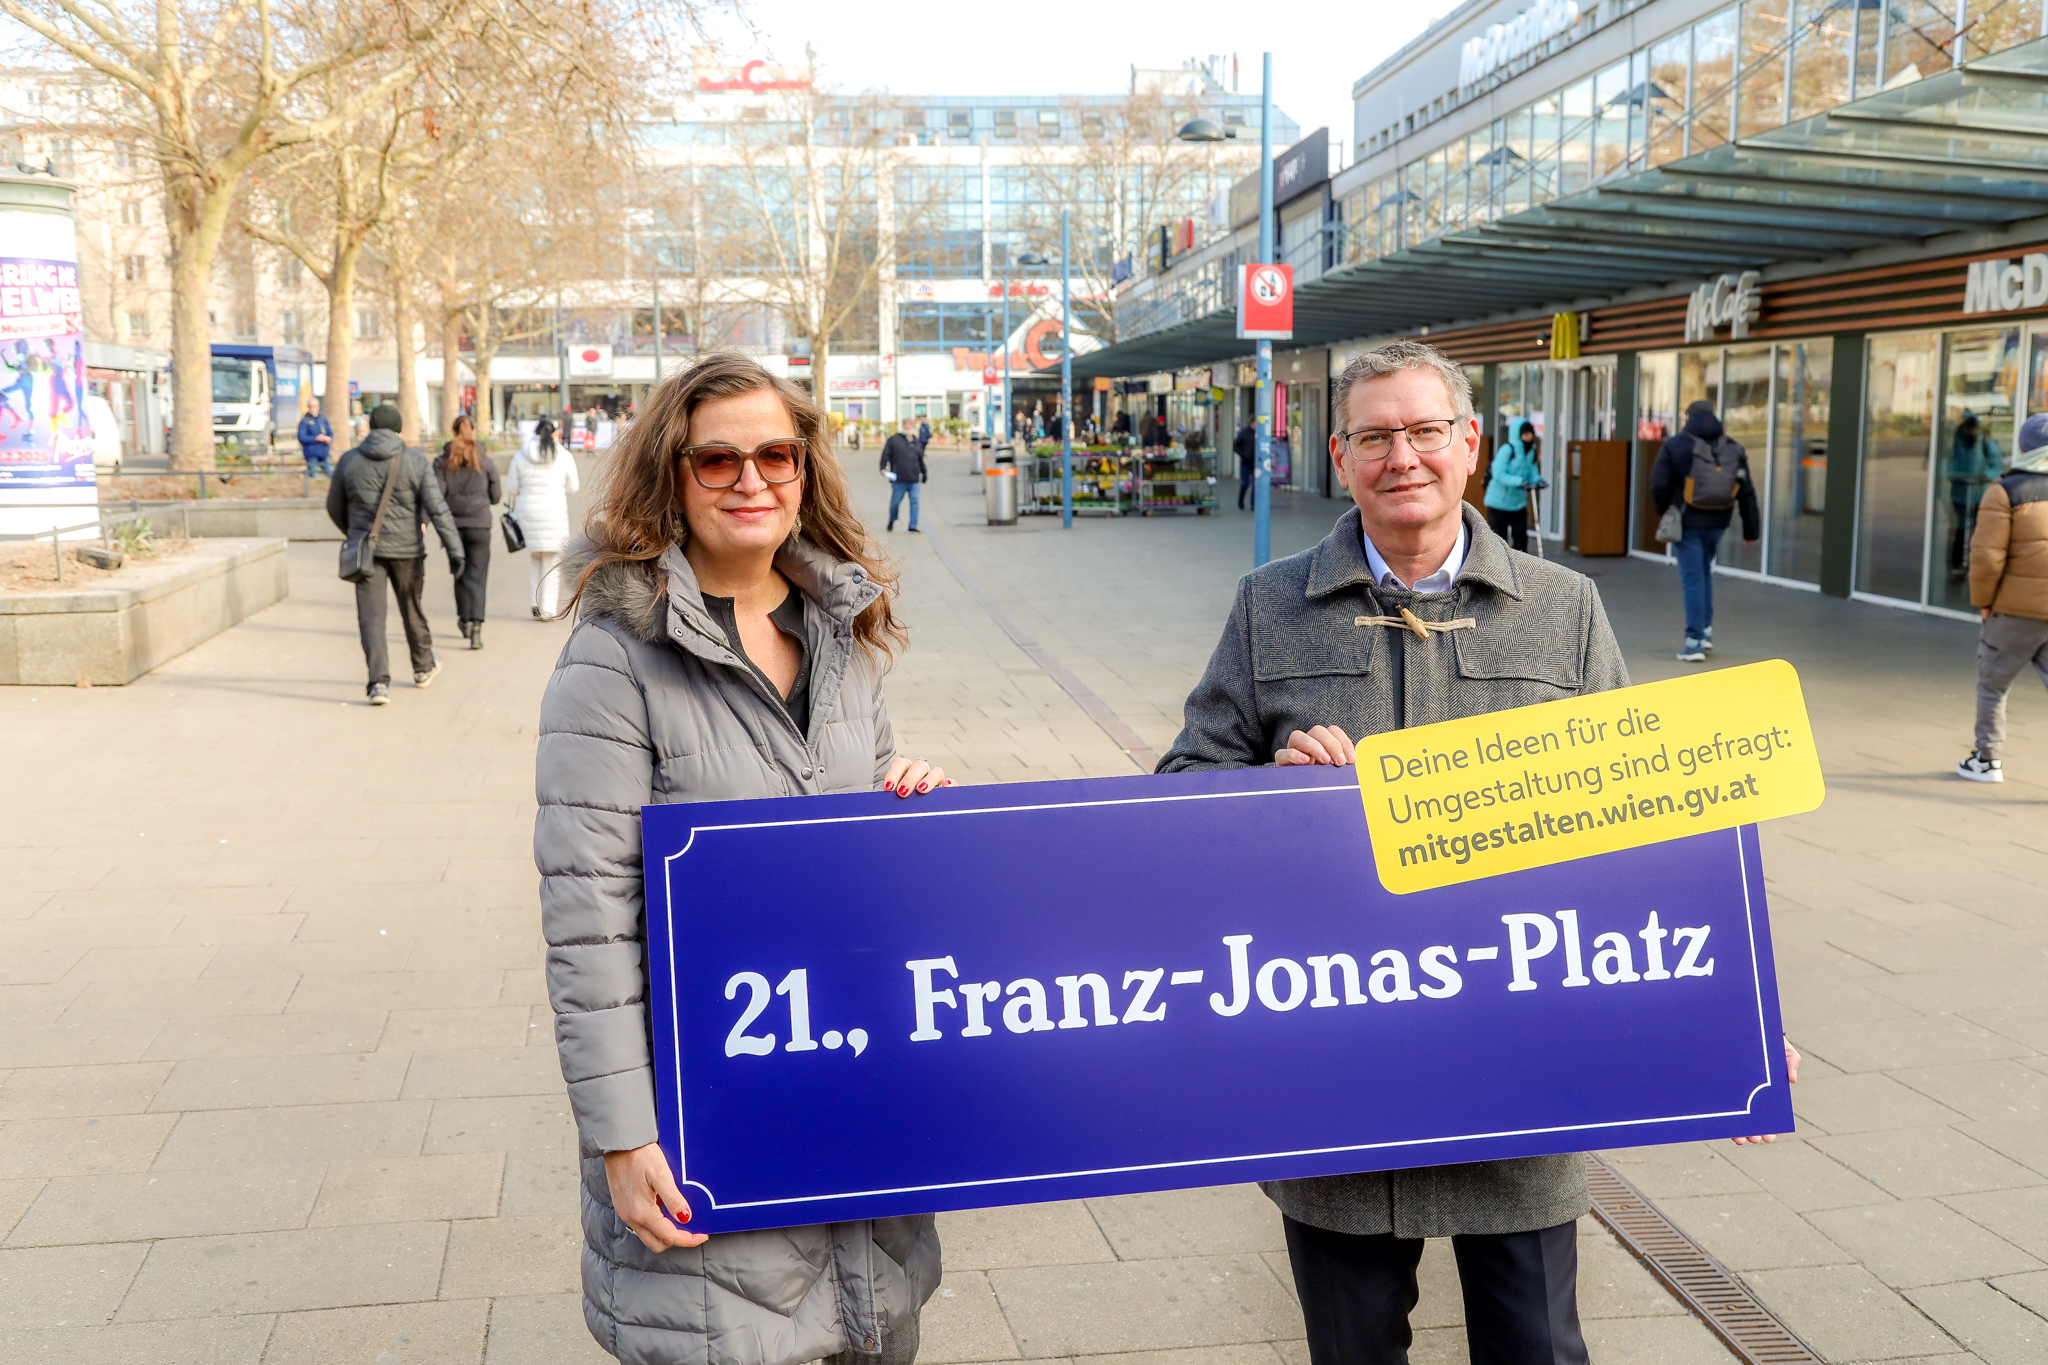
[880,419,928,532]
[1650,400,1759,663]
[433,413,502,650]
[1234,422,1259,510]
[326,404,464,704]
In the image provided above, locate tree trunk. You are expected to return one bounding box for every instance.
[323,242,360,441]
[441,310,465,428]
[167,245,215,472]
[395,280,422,442]
[473,339,503,439]
[812,332,830,417]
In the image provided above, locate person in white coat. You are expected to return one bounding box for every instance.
[506,417,581,618]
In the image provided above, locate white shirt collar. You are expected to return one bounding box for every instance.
[1361,521,1467,594]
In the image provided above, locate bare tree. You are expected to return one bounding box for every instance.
[1013,90,1252,342]
[0,0,505,468]
[695,61,937,398]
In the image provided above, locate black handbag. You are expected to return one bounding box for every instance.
[500,509,527,553]
[338,458,401,583]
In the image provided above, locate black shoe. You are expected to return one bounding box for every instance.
[367,682,390,706]
[414,656,442,688]
[469,621,484,650]
[908,526,921,533]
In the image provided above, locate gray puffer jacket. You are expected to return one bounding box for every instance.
[535,535,940,1365]
[1160,501,1628,1240]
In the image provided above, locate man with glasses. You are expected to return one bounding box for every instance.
[1159,339,1629,1365]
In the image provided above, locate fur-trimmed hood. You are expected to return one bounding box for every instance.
[570,535,883,651]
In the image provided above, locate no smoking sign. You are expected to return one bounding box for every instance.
[1238,262,1294,341]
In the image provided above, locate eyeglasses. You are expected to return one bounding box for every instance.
[1336,418,1461,460]
[679,440,806,489]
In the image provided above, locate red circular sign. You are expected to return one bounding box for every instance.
[580,348,601,363]
[1249,264,1289,307]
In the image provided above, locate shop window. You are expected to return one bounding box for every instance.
[1931,327,2019,612]
[1964,0,2043,61]
[1501,109,1533,217]
[1769,340,1831,586]
[1646,31,1691,165]
[1441,137,1468,235]
[1558,80,1594,198]
[1737,0,1790,138]
[1634,351,1679,552]
[1719,345,1772,574]
[1527,93,1561,206]
[1789,0,1854,119]
[1593,60,1631,182]
[1886,0,1956,84]
[1856,332,1938,604]
[1690,9,1738,151]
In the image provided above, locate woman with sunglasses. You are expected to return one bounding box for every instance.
[537,352,948,1365]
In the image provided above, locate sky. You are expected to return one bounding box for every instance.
[700,0,1447,165]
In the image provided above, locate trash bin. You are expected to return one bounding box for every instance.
[983,467,1018,525]
[971,436,987,475]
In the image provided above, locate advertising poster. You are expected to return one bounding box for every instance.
[0,254,92,489]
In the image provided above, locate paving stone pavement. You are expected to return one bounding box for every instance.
[0,443,2041,1364]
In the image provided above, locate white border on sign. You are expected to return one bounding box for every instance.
[656,785,1779,1211]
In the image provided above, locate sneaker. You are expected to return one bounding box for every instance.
[1701,626,1714,653]
[531,605,542,618]
[1957,751,2004,783]
[908,526,922,533]
[414,656,442,689]
[1677,639,1707,663]
[367,683,390,706]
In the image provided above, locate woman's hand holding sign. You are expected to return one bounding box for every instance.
[1276,725,1356,767]
[606,1144,709,1252]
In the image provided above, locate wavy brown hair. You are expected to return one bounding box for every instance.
[445,414,478,470]
[568,351,906,657]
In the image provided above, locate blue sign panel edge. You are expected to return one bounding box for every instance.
[642,766,1793,1234]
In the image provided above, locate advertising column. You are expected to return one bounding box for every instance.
[0,174,94,539]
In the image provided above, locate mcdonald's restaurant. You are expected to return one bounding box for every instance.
[1076,2,2048,623]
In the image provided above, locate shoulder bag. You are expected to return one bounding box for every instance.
[338,458,401,583]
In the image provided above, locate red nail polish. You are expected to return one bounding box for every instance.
[918,782,930,792]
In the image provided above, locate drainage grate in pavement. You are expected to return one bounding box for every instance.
[1585,1154,1825,1364]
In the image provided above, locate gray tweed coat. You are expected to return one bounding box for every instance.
[535,536,940,1365]
[1159,500,1629,1239]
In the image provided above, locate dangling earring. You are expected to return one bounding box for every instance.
[670,513,689,547]
[790,513,804,539]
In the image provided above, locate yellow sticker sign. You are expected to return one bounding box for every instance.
[1359,659,1824,894]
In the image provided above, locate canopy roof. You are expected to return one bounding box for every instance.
[1077,38,2048,380]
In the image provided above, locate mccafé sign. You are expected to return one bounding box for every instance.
[1460,0,1582,90]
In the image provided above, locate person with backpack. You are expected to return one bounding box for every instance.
[1958,413,2048,782]
[1484,420,1542,552]
[1651,400,1759,663]
[1947,412,2005,577]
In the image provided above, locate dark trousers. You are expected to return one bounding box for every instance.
[1284,1216,1588,1365]
[1239,464,1256,509]
[356,556,435,687]
[1486,505,1530,553]
[455,526,493,624]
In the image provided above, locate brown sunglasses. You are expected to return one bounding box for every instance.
[679,440,807,489]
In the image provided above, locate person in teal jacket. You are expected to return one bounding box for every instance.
[1484,420,1542,552]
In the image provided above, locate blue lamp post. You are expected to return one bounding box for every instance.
[1017,217,1073,528]
[1180,51,1275,567]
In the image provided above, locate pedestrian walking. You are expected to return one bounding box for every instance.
[1947,412,2004,577]
[881,417,927,532]
[1160,339,1790,1365]
[434,413,501,650]
[1234,420,1257,509]
[535,352,947,1365]
[1484,420,1542,552]
[505,417,580,619]
[1650,399,1759,662]
[297,398,335,477]
[325,404,463,705]
[1958,412,2048,782]
[917,416,932,448]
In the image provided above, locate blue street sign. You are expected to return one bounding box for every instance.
[642,765,1792,1234]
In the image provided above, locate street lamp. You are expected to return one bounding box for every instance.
[1180,53,1274,568]
[1016,238,1074,528]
